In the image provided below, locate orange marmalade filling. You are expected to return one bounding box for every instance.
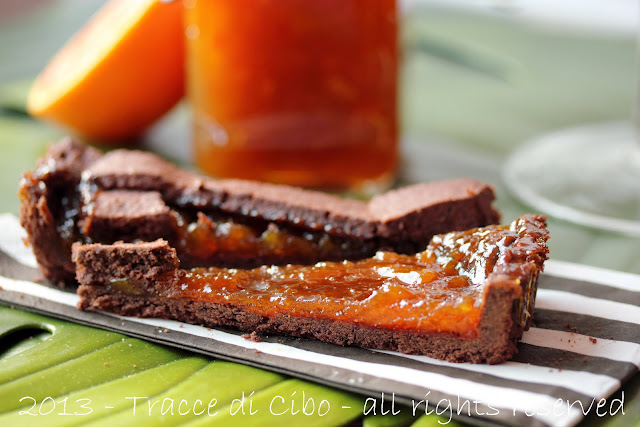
[118,223,529,338]
[171,212,376,265]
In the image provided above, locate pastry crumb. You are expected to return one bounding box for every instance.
[565,322,579,333]
[241,331,261,342]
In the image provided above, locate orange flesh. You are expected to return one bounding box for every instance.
[114,223,525,338]
[28,0,184,141]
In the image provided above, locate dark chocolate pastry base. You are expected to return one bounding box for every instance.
[73,215,549,364]
[19,139,102,285]
[20,139,500,286]
[77,282,519,364]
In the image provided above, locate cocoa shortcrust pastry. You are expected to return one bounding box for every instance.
[73,215,548,364]
[20,138,500,286]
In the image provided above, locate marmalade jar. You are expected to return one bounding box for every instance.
[185,0,398,191]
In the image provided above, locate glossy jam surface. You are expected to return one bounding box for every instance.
[186,0,398,190]
[171,212,376,266]
[144,223,529,337]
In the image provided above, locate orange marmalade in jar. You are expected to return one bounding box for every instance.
[185,0,398,191]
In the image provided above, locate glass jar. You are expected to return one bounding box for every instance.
[185,0,398,191]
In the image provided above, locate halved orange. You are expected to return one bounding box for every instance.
[27,0,184,143]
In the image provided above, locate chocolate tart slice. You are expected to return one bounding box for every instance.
[73,215,548,364]
[20,138,500,286]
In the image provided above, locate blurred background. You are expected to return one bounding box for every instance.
[0,0,638,272]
